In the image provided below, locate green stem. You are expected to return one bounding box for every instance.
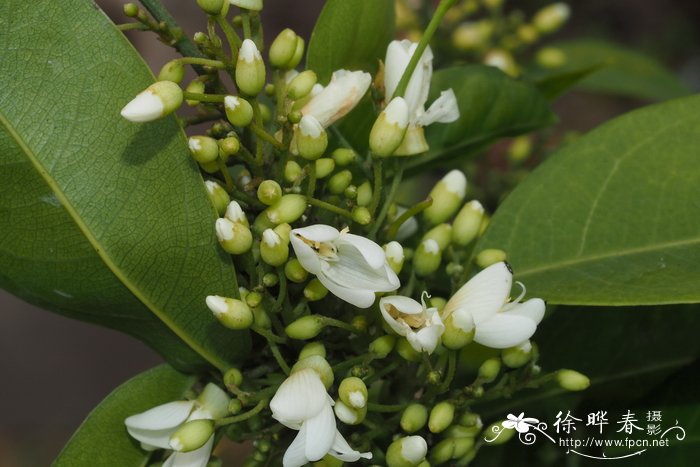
[270,342,291,374]
[274,266,287,312]
[319,316,360,334]
[241,12,252,39]
[368,159,383,216]
[369,165,403,238]
[306,197,354,220]
[176,57,226,68]
[366,402,407,413]
[305,163,317,198]
[439,351,458,392]
[251,122,285,150]
[216,398,267,426]
[251,324,286,344]
[217,157,235,193]
[139,0,205,59]
[183,91,226,103]
[385,197,433,240]
[117,23,149,31]
[215,15,243,53]
[392,0,458,98]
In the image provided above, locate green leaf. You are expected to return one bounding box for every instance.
[529,39,690,101]
[306,0,395,83]
[54,365,195,467]
[533,63,605,100]
[406,65,556,171]
[478,95,700,305]
[0,0,249,369]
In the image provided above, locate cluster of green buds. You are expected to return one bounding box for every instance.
[116,1,587,466]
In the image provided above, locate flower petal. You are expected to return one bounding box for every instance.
[474,314,538,349]
[417,89,460,126]
[505,298,546,324]
[327,242,399,292]
[289,234,323,275]
[383,40,411,101]
[385,40,433,118]
[339,233,387,270]
[408,310,445,354]
[316,273,378,308]
[292,224,340,243]
[283,425,310,467]
[162,436,214,467]
[380,295,424,315]
[443,262,512,325]
[301,70,371,128]
[125,401,195,431]
[304,402,337,462]
[270,369,329,426]
[330,429,373,462]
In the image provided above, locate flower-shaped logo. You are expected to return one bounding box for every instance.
[503,413,540,433]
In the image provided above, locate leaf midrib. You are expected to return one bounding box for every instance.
[0,110,225,370]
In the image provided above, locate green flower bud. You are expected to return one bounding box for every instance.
[401,404,429,433]
[206,295,253,329]
[424,170,467,225]
[185,79,206,106]
[260,228,289,266]
[158,60,185,84]
[196,0,224,15]
[291,355,334,389]
[298,341,326,360]
[295,116,328,160]
[269,28,298,68]
[236,39,266,96]
[285,315,325,340]
[215,218,253,254]
[517,24,539,45]
[370,97,409,157]
[199,160,219,174]
[253,306,271,329]
[413,239,442,277]
[303,278,328,301]
[284,258,308,283]
[356,181,373,207]
[328,170,352,194]
[218,136,240,158]
[188,136,219,164]
[288,37,305,69]
[338,377,368,409]
[315,158,335,178]
[369,335,396,358]
[352,206,372,226]
[397,337,422,362]
[334,399,367,425]
[229,0,263,12]
[502,341,533,368]
[484,421,515,444]
[258,103,272,123]
[224,95,254,127]
[228,399,243,415]
[262,272,278,287]
[257,180,282,206]
[452,437,475,459]
[533,3,570,34]
[314,456,344,467]
[484,49,519,77]
[224,200,249,226]
[197,383,230,419]
[431,438,455,465]
[205,180,230,216]
[507,135,532,163]
[387,436,428,467]
[332,148,357,166]
[169,419,214,452]
[448,423,481,439]
[284,160,303,183]
[245,291,262,308]
[288,70,317,100]
[452,200,484,246]
[123,3,139,17]
[556,369,590,391]
[478,358,501,383]
[475,249,507,268]
[344,184,357,200]
[379,241,404,274]
[429,401,455,434]
[121,80,183,123]
[266,194,307,224]
[351,315,367,332]
[536,46,567,68]
[224,367,244,388]
[424,224,452,251]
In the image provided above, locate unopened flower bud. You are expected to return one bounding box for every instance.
[452,200,484,246]
[352,206,371,225]
[424,170,467,225]
[328,170,352,194]
[196,0,224,15]
[478,358,501,383]
[303,278,328,301]
[484,49,519,77]
[284,258,308,283]
[502,341,533,368]
[269,28,299,68]
[429,401,455,434]
[332,148,357,166]
[205,181,230,216]
[258,103,272,123]
[298,341,326,360]
[369,335,396,358]
[229,0,263,13]
[431,438,456,465]
[424,224,452,250]
[185,79,206,106]
[236,39,266,96]
[245,291,262,308]
[314,158,335,178]
[370,97,409,157]
[401,404,428,433]
[334,400,366,425]
[294,115,328,160]
[262,273,278,288]
[228,399,243,415]
[484,421,515,444]
[533,3,570,34]
[556,369,590,391]
[158,60,185,84]
[284,160,303,183]
[197,383,230,418]
[218,137,240,159]
[475,249,507,268]
[260,228,288,266]
[353,181,372,207]
[288,70,317,100]
[344,184,357,200]
[224,200,248,226]
[121,80,183,122]
[123,3,139,17]
[253,306,271,329]
[397,337,421,362]
[288,37,305,69]
[290,355,334,389]
[215,218,252,254]
[188,136,219,164]
[285,315,325,339]
[413,239,442,277]
[517,24,539,44]
[267,194,307,224]
[224,367,244,388]
[338,377,368,409]
[257,180,282,205]
[383,241,404,274]
[224,95,254,127]
[206,295,253,329]
[452,21,490,51]
[386,436,428,467]
[536,46,567,68]
[441,314,475,350]
[169,419,214,452]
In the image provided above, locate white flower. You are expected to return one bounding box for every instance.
[379,292,445,354]
[502,412,540,433]
[383,40,460,155]
[270,368,372,467]
[124,384,229,467]
[301,70,372,128]
[290,225,400,308]
[441,262,545,348]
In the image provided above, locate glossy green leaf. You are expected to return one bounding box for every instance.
[533,64,604,100]
[529,39,690,101]
[54,365,195,467]
[477,95,700,305]
[0,0,249,369]
[306,0,394,83]
[407,65,556,170]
